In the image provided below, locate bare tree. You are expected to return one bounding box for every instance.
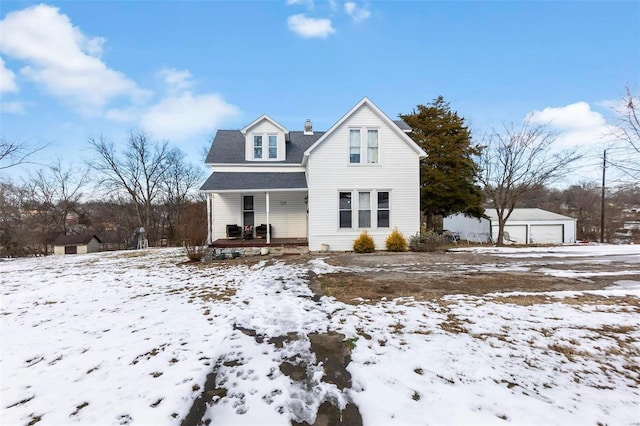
[162,149,204,245]
[88,131,176,245]
[608,85,640,180]
[0,137,48,170]
[23,169,58,255]
[49,160,90,233]
[478,121,582,245]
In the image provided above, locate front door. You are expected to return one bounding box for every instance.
[243,195,254,228]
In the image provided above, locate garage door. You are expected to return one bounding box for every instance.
[530,225,563,244]
[65,245,78,254]
[492,225,527,243]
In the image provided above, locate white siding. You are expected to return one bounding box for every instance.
[211,193,242,241]
[211,191,307,240]
[493,225,527,244]
[443,214,490,239]
[530,224,563,244]
[445,213,577,244]
[307,104,421,251]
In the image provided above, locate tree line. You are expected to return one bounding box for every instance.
[402,85,639,244]
[0,132,205,257]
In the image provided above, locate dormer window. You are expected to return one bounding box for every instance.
[242,115,288,161]
[253,135,263,159]
[268,135,277,159]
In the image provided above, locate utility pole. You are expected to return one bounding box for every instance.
[600,149,606,243]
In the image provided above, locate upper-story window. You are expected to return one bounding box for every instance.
[253,135,263,159]
[268,135,277,159]
[349,130,361,163]
[349,128,379,164]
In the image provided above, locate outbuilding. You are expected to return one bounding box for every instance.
[444,208,577,244]
[53,233,102,255]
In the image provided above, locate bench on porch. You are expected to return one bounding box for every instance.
[255,224,272,239]
[226,224,242,239]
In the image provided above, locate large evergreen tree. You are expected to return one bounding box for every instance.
[400,96,484,229]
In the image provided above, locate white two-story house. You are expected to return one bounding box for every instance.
[200,97,427,251]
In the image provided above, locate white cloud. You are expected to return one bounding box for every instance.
[344,2,371,22]
[1,101,24,114]
[140,93,240,141]
[104,107,139,122]
[158,68,193,94]
[287,0,314,9]
[287,14,335,38]
[526,102,616,147]
[0,57,18,93]
[0,4,146,112]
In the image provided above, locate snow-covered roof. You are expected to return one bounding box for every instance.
[486,208,575,222]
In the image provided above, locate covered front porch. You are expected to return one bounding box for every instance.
[201,171,309,247]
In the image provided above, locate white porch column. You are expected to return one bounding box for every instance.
[266,191,271,244]
[206,193,213,245]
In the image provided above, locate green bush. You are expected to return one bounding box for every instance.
[353,231,375,253]
[386,228,408,252]
[408,232,446,252]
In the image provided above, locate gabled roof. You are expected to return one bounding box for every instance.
[240,114,289,135]
[486,208,575,222]
[53,232,101,246]
[303,97,427,163]
[205,131,323,165]
[200,172,307,192]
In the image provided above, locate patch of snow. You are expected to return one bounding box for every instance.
[1,248,638,425]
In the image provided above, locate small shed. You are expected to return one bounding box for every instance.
[53,233,102,255]
[444,208,577,244]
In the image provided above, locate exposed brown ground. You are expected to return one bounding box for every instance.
[309,250,640,305]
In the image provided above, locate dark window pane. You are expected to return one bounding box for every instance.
[243,196,253,211]
[377,210,389,227]
[269,147,277,158]
[340,211,352,228]
[339,192,351,210]
[243,211,254,227]
[378,192,389,209]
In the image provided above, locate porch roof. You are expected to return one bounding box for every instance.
[200,172,308,192]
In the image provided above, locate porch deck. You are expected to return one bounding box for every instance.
[210,238,308,248]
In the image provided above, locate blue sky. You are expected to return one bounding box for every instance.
[1,0,639,184]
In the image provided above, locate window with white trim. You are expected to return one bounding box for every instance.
[349,129,360,163]
[253,135,263,159]
[348,127,379,164]
[339,190,390,229]
[339,192,352,228]
[268,135,277,159]
[377,192,389,227]
[367,130,378,163]
[358,192,371,228]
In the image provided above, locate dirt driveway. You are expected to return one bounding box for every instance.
[310,249,640,303]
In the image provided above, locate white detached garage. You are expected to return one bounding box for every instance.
[444,208,577,244]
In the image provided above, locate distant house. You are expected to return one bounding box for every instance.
[53,233,102,255]
[200,97,427,251]
[444,208,577,244]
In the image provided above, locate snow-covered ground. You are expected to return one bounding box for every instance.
[1,245,639,425]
